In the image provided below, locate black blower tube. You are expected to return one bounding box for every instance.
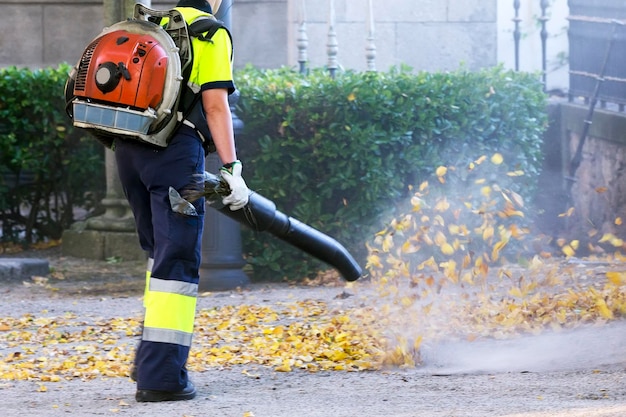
[215,192,362,282]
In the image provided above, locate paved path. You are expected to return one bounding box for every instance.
[0,250,625,417]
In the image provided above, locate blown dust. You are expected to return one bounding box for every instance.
[0,247,625,417]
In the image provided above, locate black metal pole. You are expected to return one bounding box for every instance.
[199,0,250,291]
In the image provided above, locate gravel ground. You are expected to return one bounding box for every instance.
[1,248,626,417]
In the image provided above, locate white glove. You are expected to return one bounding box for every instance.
[220,160,249,211]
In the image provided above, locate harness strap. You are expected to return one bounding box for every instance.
[188,17,224,42]
[176,17,231,154]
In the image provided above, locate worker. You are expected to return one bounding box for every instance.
[113,0,249,402]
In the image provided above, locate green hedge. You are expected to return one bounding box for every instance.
[234,65,548,281]
[0,64,104,245]
[0,64,547,283]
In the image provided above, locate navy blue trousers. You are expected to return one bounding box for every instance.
[114,126,205,391]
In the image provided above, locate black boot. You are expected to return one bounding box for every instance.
[135,381,197,402]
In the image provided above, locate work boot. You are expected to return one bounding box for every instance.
[135,380,197,402]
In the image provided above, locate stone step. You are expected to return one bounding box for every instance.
[0,258,49,282]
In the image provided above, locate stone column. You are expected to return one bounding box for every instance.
[61,0,150,261]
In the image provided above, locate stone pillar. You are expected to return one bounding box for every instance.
[199,0,250,291]
[61,0,150,261]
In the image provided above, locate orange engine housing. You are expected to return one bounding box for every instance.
[75,30,168,110]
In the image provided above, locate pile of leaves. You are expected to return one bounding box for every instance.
[1,154,626,382]
[366,153,626,366]
[0,301,385,384]
[0,314,138,383]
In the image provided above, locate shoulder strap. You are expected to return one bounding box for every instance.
[177,15,233,153]
[188,17,234,60]
[180,16,233,112]
[188,17,225,42]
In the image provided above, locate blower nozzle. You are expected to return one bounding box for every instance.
[170,172,362,282]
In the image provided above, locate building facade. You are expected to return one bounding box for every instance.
[0,0,568,88]
[0,1,496,69]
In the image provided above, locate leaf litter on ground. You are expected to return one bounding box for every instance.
[1,153,626,381]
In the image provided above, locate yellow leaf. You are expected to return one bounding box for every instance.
[490,153,504,165]
[382,234,393,252]
[606,271,626,286]
[434,199,450,212]
[275,363,292,372]
[347,92,356,101]
[596,298,614,320]
[558,207,575,217]
[434,231,447,246]
[561,244,575,257]
[482,226,494,241]
[462,254,471,269]
[491,240,507,261]
[599,233,615,243]
[501,202,524,218]
[401,241,419,254]
[475,257,489,277]
[413,335,423,350]
[616,217,623,225]
[366,254,383,269]
[461,272,474,284]
[440,243,455,255]
[411,196,423,211]
[435,166,447,177]
[401,296,415,307]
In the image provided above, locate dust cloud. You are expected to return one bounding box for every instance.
[419,320,626,374]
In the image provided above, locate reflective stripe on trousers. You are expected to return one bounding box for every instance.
[143,259,198,346]
[143,277,198,346]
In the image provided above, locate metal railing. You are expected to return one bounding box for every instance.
[296,0,376,77]
[513,0,551,87]
[506,0,625,111]
[295,0,626,112]
[567,14,626,112]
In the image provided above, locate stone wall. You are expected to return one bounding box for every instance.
[283,0,497,72]
[559,103,626,241]
[0,0,103,69]
[0,0,497,72]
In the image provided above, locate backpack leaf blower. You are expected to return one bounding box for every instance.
[169,172,363,282]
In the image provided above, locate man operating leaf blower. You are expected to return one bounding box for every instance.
[66,0,247,402]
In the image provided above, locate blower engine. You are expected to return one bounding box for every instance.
[65,5,192,147]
